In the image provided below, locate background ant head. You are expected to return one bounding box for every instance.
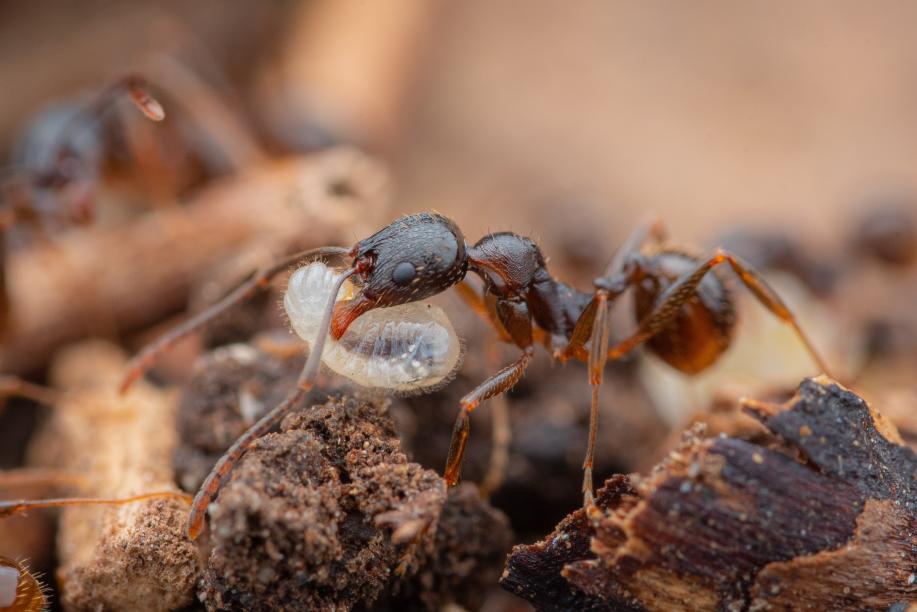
[331,213,467,338]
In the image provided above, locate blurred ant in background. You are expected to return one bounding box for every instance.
[1,75,164,236]
[117,212,831,539]
[0,76,165,334]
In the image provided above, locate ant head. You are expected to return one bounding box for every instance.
[331,213,468,338]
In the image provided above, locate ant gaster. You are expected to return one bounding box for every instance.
[120,212,831,539]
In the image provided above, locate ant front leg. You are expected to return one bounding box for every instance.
[444,347,534,487]
[445,295,535,488]
[120,245,349,393]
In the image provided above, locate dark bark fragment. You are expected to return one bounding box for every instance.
[501,376,917,611]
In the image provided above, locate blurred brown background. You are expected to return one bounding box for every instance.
[4,0,917,247]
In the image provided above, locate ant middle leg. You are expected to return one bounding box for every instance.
[444,347,534,487]
[478,335,512,498]
[560,219,661,504]
[120,245,349,393]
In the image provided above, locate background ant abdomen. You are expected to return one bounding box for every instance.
[0,557,46,612]
[634,251,736,374]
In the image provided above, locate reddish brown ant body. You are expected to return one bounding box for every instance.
[0,556,46,612]
[117,212,830,539]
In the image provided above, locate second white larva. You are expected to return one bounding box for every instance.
[283,262,462,393]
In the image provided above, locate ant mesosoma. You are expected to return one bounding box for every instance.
[114,212,830,539]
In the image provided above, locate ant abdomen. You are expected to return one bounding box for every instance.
[284,263,462,393]
[0,557,46,612]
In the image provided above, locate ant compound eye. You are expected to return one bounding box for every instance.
[392,261,416,285]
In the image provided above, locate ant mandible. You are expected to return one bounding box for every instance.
[119,212,831,539]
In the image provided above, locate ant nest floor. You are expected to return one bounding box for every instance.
[22,341,513,611]
[8,341,917,611]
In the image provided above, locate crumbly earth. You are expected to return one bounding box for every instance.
[172,339,311,493]
[198,396,513,611]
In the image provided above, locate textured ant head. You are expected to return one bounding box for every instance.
[331,213,467,338]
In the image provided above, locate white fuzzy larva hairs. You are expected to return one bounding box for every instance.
[284,262,462,393]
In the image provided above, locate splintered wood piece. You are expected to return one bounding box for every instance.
[23,341,200,611]
[501,377,917,611]
[1,147,389,374]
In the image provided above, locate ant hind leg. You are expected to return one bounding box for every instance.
[603,249,832,378]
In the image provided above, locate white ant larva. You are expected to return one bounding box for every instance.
[283,262,462,393]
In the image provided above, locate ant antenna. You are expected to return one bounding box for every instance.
[298,267,356,389]
[0,491,192,518]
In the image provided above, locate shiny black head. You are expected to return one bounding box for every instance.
[332,213,467,338]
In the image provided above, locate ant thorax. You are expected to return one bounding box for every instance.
[283,262,462,393]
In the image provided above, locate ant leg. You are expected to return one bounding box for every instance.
[187,386,308,539]
[562,217,665,503]
[581,291,611,506]
[120,245,349,393]
[561,216,663,363]
[718,250,832,376]
[0,491,191,519]
[444,347,534,487]
[604,249,831,376]
[599,213,666,280]
[186,268,353,539]
[0,377,59,408]
[478,336,511,498]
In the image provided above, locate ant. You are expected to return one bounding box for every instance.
[115,212,831,540]
[1,75,164,233]
[0,76,164,333]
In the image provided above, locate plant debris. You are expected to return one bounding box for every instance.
[501,376,917,610]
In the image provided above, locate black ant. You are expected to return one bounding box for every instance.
[113,212,830,539]
[1,75,164,233]
[0,76,164,334]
